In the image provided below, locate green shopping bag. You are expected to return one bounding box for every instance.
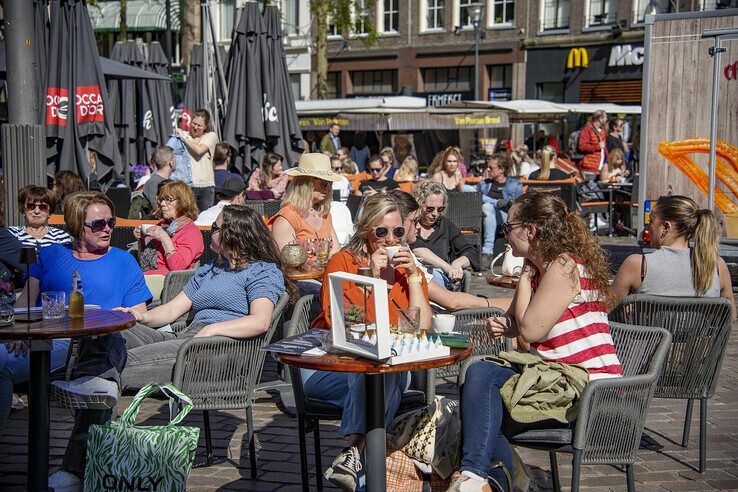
[84,383,200,491]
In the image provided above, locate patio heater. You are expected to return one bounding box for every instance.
[469,3,485,101]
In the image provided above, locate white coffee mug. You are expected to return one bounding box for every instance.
[385,246,401,261]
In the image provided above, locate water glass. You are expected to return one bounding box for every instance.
[42,291,66,320]
[0,302,13,325]
[398,306,421,336]
[316,238,331,265]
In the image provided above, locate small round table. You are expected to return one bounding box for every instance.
[487,275,519,289]
[276,347,473,492]
[0,309,135,492]
[287,264,326,281]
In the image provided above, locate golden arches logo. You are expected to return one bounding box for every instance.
[566,48,589,69]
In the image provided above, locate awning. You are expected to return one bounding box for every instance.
[88,0,181,32]
[299,113,388,131]
[388,111,508,131]
[443,99,641,115]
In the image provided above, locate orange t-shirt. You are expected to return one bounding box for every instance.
[346,172,370,191]
[268,204,334,244]
[312,250,429,329]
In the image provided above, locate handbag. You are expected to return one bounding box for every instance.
[84,383,200,492]
[490,244,524,278]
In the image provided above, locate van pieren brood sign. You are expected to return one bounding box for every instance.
[608,45,645,67]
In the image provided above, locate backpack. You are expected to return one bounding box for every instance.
[128,191,152,220]
[566,130,584,162]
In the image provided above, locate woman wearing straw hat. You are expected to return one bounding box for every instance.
[269,153,343,260]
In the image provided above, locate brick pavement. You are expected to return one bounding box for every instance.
[1,273,737,491]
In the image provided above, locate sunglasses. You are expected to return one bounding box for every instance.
[374,226,406,239]
[211,224,222,234]
[159,196,177,204]
[423,205,446,214]
[500,221,523,236]
[25,202,50,213]
[83,217,116,233]
[368,167,383,174]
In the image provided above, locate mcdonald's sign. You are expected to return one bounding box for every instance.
[566,47,589,69]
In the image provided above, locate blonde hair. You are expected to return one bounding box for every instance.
[380,147,395,162]
[343,194,401,261]
[538,145,557,180]
[412,179,448,212]
[155,180,199,220]
[282,176,331,215]
[653,195,719,295]
[63,192,115,240]
[606,148,626,172]
[394,156,418,182]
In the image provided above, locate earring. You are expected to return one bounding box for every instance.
[660,231,667,239]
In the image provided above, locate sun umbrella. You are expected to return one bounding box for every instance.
[108,40,146,169]
[263,5,303,168]
[182,43,226,131]
[143,41,175,158]
[45,0,122,183]
[222,2,268,172]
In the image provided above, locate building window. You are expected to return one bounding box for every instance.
[540,0,570,30]
[488,64,512,100]
[536,82,565,102]
[327,14,341,37]
[327,72,342,99]
[588,0,616,26]
[491,0,514,26]
[283,0,299,35]
[355,0,371,35]
[426,0,445,29]
[290,73,302,101]
[459,0,475,27]
[700,0,736,9]
[633,0,668,22]
[351,70,397,94]
[383,0,399,32]
[423,66,472,92]
[218,0,235,41]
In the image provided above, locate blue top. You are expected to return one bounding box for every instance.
[477,177,523,204]
[29,244,152,309]
[183,261,284,325]
[350,146,370,172]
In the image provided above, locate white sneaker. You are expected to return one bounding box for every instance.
[447,473,492,492]
[48,470,82,492]
[325,446,362,491]
[51,376,119,410]
[11,393,24,411]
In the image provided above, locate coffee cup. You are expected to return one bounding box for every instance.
[140,224,154,234]
[431,314,456,334]
[385,246,401,262]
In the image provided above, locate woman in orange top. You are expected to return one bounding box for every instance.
[309,194,432,490]
[269,153,342,256]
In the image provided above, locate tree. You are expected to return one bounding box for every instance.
[182,0,201,67]
[311,0,376,99]
[119,0,127,41]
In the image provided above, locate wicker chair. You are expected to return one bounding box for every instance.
[171,292,290,474]
[242,201,265,216]
[110,226,137,251]
[609,295,733,473]
[435,307,508,380]
[286,294,435,491]
[458,323,671,492]
[159,269,197,331]
[199,229,218,265]
[446,191,484,267]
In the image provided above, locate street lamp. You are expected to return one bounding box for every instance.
[469,3,485,101]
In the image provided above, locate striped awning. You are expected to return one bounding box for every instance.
[88,0,181,32]
[299,114,388,132]
[388,111,509,131]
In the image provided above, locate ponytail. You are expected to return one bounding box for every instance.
[539,146,556,180]
[692,208,719,295]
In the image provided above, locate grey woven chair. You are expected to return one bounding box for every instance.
[171,292,290,474]
[286,294,436,491]
[435,307,508,380]
[446,191,484,267]
[242,200,265,217]
[609,294,733,473]
[244,199,282,218]
[159,269,197,331]
[458,323,671,492]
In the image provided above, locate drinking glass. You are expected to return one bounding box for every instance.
[316,238,330,265]
[42,291,66,320]
[397,306,420,336]
[0,302,13,325]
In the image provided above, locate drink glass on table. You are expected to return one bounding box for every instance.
[316,238,330,265]
[398,306,420,336]
[42,291,66,320]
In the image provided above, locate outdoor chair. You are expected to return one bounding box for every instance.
[106,185,132,218]
[346,194,363,222]
[609,295,733,473]
[435,307,508,381]
[110,225,137,251]
[199,229,218,265]
[242,201,265,217]
[521,178,578,212]
[458,322,671,492]
[158,269,197,330]
[446,191,483,268]
[285,294,435,491]
[171,292,290,474]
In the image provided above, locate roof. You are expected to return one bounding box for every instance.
[88,0,181,32]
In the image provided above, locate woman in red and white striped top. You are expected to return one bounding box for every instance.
[451,192,622,492]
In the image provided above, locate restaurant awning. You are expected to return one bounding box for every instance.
[444,99,641,115]
[88,0,181,32]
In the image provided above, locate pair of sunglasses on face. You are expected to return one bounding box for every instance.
[500,221,524,236]
[374,226,406,239]
[25,202,50,213]
[423,205,445,214]
[83,217,117,233]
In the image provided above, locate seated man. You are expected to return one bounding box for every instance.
[195,176,247,226]
[478,154,523,267]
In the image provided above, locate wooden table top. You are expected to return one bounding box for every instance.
[0,309,136,340]
[287,264,326,281]
[275,346,473,375]
[487,275,519,289]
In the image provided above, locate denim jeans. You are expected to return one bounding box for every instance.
[431,268,461,292]
[460,360,516,488]
[303,370,410,436]
[0,339,70,434]
[482,201,507,254]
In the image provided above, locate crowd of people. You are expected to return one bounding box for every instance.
[0,106,734,492]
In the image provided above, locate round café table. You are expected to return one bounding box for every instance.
[275,346,473,492]
[0,309,135,492]
[487,275,519,289]
[286,264,326,281]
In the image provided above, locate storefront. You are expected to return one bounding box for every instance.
[525,43,645,104]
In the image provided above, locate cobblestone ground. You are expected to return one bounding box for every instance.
[1,272,737,491]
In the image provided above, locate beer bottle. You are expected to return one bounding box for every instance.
[68,270,85,319]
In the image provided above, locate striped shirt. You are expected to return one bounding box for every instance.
[7,226,72,250]
[530,262,623,381]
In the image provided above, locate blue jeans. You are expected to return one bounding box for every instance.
[482,201,507,254]
[460,360,516,488]
[431,268,461,291]
[303,370,410,436]
[0,339,71,434]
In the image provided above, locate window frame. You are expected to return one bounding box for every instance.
[586,0,617,27]
[351,69,398,95]
[422,0,446,31]
[538,0,570,32]
[489,0,515,27]
[422,66,473,92]
[381,0,400,33]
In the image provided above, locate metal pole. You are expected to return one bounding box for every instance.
[364,374,386,492]
[5,0,39,124]
[474,22,480,101]
[208,0,229,108]
[706,37,724,212]
[201,2,210,113]
[165,0,173,72]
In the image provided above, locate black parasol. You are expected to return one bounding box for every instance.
[142,41,175,158]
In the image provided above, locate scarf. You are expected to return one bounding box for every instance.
[139,217,192,272]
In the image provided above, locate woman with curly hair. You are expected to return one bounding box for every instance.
[450,192,622,491]
[119,205,297,390]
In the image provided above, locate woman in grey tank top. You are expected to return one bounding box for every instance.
[612,195,736,318]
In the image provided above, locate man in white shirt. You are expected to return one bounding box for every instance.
[195,176,246,226]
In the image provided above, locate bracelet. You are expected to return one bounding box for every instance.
[485,298,491,308]
[164,248,177,258]
[407,273,423,285]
